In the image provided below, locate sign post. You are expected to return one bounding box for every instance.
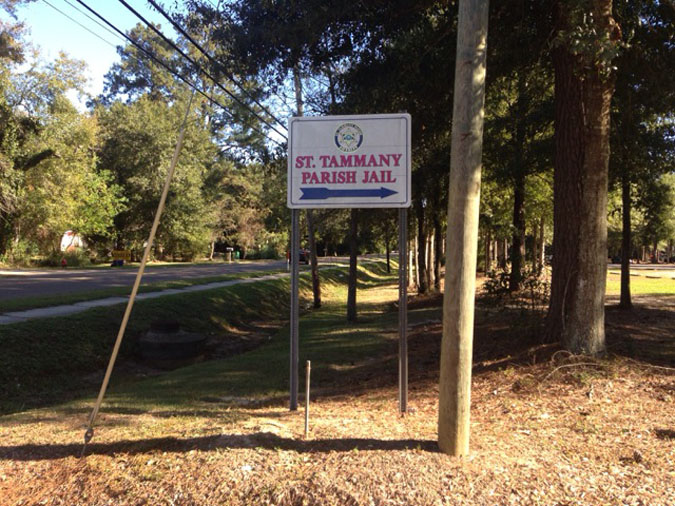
[289,208,300,410]
[398,207,408,413]
[287,113,411,412]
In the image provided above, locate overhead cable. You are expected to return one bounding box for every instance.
[145,0,288,131]
[70,0,285,147]
[41,0,121,49]
[114,0,288,140]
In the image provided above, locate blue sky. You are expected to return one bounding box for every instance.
[9,0,171,98]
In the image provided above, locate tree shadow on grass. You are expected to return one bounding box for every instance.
[0,432,439,461]
[605,303,675,367]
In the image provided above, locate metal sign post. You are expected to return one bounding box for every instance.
[290,208,300,411]
[287,113,411,413]
[398,207,408,413]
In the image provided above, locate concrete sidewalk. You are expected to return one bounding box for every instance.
[0,272,290,325]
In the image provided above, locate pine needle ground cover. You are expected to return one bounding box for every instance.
[0,265,673,505]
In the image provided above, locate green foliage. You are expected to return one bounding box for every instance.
[17,100,123,252]
[551,1,623,80]
[0,0,34,63]
[0,45,123,258]
[0,237,37,266]
[636,174,675,251]
[97,94,215,259]
[38,249,91,268]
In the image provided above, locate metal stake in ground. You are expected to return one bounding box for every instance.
[80,92,195,458]
[304,360,311,438]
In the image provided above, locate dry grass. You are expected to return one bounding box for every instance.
[0,288,673,505]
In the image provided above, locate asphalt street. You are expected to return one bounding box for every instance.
[3,259,668,303]
[0,260,288,301]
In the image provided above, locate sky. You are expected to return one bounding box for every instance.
[7,0,173,100]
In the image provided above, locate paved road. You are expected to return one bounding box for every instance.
[607,263,675,278]
[0,257,358,301]
[0,260,289,300]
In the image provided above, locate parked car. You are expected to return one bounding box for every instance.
[299,248,310,264]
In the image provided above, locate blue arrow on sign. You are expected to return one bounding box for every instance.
[300,187,398,200]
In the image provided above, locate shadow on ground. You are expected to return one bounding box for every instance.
[0,432,439,461]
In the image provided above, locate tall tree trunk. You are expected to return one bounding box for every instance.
[413,236,419,289]
[426,235,433,290]
[485,230,492,273]
[347,208,358,322]
[385,235,391,273]
[509,72,528,291]
[619,169,632,309]
[434,213,443,291]
[408,239,415,289]
[509,174,526,291]
[307,211,321,307]
[293,65,321,308]
[546,0,618,355]
[537,218,545,273]
[531,224,538,272]
[416,201,428,294]
[497,239,505,269]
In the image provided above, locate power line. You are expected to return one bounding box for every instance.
[70,0,285,147]
[114,0,288,140]
[145,0,288,131]
[61,0,128,44]
[41,0,121,50]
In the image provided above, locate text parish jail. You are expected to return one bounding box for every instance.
[296,153,403,185]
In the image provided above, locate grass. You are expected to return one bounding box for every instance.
[2,261,670,415]
[606,274,675,296]
[106,266,400,413]
[1,262,673,504]
[0,261,396,415]
[0,269,285,313]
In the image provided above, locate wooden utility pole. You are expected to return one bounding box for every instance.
[438,0,489,456]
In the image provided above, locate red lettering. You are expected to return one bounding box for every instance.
[382,170,396,183]
[353,155,366,167]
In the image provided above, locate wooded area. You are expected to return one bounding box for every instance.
[0,2,673,346]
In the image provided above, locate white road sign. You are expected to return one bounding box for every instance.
[287,114,411,208]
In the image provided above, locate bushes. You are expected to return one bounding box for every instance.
[482,267,550,312]
[37,250,93,267]
[0,240,40,267]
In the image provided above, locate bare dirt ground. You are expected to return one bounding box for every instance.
[0,295,673,505]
